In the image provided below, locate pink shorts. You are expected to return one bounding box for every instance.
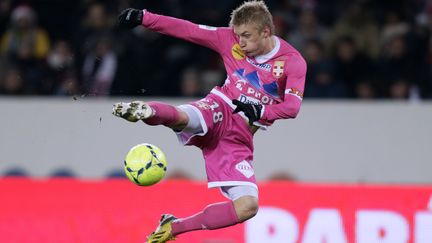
[176,92,257,189]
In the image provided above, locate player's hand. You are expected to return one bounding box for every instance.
[118,8,143,29]
[232,99,262,126]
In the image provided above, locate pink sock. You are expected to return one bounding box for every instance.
[171,201,240,236]
[144,102,180,127]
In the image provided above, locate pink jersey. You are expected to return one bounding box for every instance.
[142,11,306,127]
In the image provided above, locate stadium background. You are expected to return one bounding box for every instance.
[1,0,432,242]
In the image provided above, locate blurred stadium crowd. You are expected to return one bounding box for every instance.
[1,0,432,99]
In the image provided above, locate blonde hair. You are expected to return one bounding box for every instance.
[229,0,275,34]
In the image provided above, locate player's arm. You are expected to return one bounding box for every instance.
[118,8,226,53]
[259,55,306,125]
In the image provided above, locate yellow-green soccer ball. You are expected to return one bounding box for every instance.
[124,143,167,186]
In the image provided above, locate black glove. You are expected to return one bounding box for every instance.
[118,8,143,29]
[232,99,262,126]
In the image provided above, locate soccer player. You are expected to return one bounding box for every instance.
[115,1,306,242]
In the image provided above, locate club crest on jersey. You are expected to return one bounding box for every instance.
[232,44,245,60]
[272,60,285,78]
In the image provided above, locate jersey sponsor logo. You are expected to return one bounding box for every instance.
[231,44,245,60]
[198,25,217,31]
[238,87,275,105]
[273,60,285,78]
[235,160,254,178]
[246,57,271,72]
[238,94,261,105]
[235,81,276,105]
[234,69,279,99]
[285,88,304,100]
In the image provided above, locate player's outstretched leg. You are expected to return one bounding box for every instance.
[146,214,178,243]
[113,101,154,122]
[112,101,188,131]
[146,196,258,242]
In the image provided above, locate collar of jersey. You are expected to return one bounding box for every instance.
[254,36,280,64]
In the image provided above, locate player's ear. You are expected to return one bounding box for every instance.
[262,26,271,38]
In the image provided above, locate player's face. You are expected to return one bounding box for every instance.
[234,23,271,57]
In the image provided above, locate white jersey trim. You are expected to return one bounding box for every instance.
[141,10,146,25]
[260,105,265,118]
[211,88,236,109]
[254,36,280,64]
[210,88,268,130]
[208,181,258,190]
[198,24,217,31]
